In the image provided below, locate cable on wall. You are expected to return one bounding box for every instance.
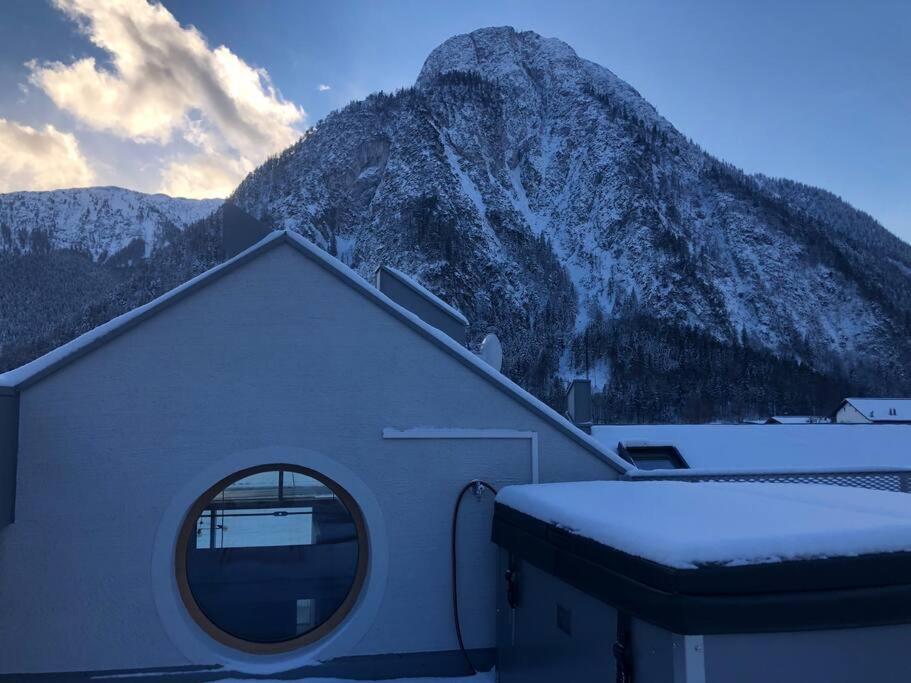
[451,478,498,675]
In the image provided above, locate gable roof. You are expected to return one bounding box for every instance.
[0,230,627,472]
[591,423,911,472]
[835,398,911,423]
[766,415,828,425]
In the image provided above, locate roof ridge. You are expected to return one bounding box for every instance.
[0,230,286,388]
[0,228,627,473]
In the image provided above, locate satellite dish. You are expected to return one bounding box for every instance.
[480,333,503,372]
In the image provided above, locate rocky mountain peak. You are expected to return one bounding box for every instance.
[227,26,911,417]
[417,27,568,86]
[418,27,663,130]
[4,28,910,422]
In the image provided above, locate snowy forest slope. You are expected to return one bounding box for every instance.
[3,27,909,422]
[230,27,911,419]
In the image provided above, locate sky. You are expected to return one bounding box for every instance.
[0,0,908,240]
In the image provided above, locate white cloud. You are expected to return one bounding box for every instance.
[318,83,331,92]
[28,0,304,196]
[160,152,250,200]
[0,118,95,192]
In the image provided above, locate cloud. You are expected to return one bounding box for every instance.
[318,83,331,92]
[28,0,304,196]
[160,152,250,199]
[0,118,95,192]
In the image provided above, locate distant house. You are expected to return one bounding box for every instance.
[832,397,911,424]
[764,415,828,425]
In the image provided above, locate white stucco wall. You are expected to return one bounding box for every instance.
[0,243,617,675]
[835,403,871,424]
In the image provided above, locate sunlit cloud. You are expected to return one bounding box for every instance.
[160,152,250,200]
[27,0,305,197]
[0,118,95,192]
[318,83,331,91]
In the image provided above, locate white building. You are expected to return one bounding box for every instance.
[831,397,911,424]
[0,228,626,679]
[764,415,828,424]
[2,221,911,682]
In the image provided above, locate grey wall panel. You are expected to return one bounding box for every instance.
[1,243,617,675]
[705,626,911,683]
[496,553,676,683]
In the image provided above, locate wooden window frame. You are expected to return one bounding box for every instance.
[174,463,369,654]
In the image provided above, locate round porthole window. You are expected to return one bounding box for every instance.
[175,464,368,653]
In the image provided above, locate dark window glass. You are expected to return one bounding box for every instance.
[180,466,364,647]
[630,455,683,471]
[617,443,689,470]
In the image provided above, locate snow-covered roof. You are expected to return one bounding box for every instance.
[766,415,827,424]
[0,230,627,472]
[591,423,911,471]
[497,480,911,569]
[838,398,911,423]
[0,236,264,388]
[377,265,469,325]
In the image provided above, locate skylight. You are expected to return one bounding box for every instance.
[617,443,689,470]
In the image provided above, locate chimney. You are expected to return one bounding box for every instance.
[375,266,468,344]
[566,379,593,433]
[221,203,272,258]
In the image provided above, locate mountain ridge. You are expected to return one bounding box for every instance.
[0,186,221,263]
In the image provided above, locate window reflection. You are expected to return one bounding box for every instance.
[183,466,363,644]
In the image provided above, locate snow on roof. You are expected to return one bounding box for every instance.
[766,415,827,424]
[591,423,911,471]
[840,398,911,423]
[0,231,288,388]
[212,674,494,683]
[0,230,627,472]
[497,480,911,569]
[379,265,469,325]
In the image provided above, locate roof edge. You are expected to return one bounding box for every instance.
[0,231,287,390]
[283,231,627,473]
[0,229,628,473]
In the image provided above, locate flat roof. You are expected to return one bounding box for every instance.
[591,423,911,471]
[497,480,911,569]
[495,480,911,633]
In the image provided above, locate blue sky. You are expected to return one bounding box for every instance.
[1,0,908,241]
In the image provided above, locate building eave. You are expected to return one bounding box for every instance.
[0,230,628,473]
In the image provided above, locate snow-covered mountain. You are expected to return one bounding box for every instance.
[229,27,911,416]
[0,187,221,263]
[3,27,909,421]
